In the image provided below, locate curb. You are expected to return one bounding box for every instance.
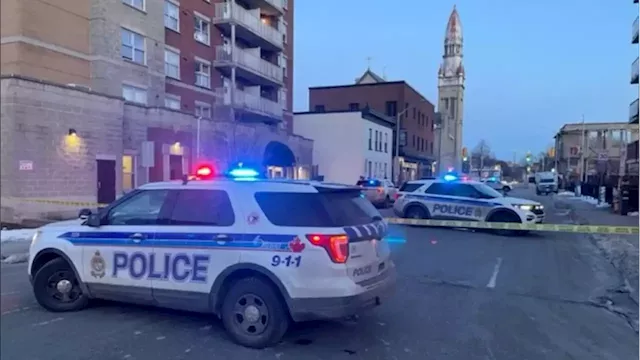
[1,252,29,264]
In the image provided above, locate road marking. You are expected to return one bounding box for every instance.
[1,291,21,296]
[33,317,63,326]
[1,306,31,315]
[486,257,503,289]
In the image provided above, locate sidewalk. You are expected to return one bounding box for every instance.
[0,228,35,264]
[555,195,639,304]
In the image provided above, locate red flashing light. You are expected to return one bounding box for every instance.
[195,165,214,178]
[306,234,349,263]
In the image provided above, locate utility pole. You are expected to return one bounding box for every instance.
[479,142,485,174]
[579,114,586,183]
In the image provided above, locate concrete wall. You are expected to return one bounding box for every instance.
[0,75,313,224]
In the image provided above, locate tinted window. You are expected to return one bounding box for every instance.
[450,184,481,198]
[168,190,235,226]
[425,183,450,195]
[255,190,380,227]
[107,190,169,225]
[399,183,424,192]
[473,184,503,198]
[357,179,381,187]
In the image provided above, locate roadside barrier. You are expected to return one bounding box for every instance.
[385,218,639,235]
[4,197,638,235]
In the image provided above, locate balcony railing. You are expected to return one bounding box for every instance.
[630,99,639,123]
[213,3,283,49]
[215,88,283,119]
[627,140,639,162]
[633,16,639,43]
[214,46,283,85]
[632,57,639,84]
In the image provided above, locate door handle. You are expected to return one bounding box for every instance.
[129,233,145,243]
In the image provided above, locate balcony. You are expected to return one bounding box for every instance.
[215,88,283,123]
[243,0,285,15]
[630,99,639,123]
[634,16,639,44]
[214,46,283,87]
[627,140,639,163]
[213,3,283,52]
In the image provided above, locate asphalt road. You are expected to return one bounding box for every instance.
[1,188,638,360]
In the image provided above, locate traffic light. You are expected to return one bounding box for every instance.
[526,151,532,163]
[462,147,468,161]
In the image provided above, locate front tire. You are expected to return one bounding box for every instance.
[32,258,88,312]
[488,211,522,236]
[383,196,391,208]
[404,205,428,219]
[220,277,289,349]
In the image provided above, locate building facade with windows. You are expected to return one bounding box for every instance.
[308,69,436,184]
[627,0,639,176]
[293,109,394,185]
[0,0,311,223]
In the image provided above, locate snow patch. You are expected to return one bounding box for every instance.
[628,211,639,217]
[591,233,639,305]
[1,229,35,243]
[2,253,29,264]
[557,191,575,197]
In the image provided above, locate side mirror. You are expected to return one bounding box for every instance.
[503,187,511,194]
[86,214,102,228]
[78,208,92,220]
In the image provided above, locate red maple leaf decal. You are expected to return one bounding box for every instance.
[289,237,305,253]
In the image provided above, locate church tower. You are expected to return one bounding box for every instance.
[437,5,465,172]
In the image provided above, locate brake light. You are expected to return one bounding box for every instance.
[306,234,349,263]
[394,192,401,200]
[377,187,384,194]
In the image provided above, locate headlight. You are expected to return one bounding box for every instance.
[31,230,41,247]
[513,204,533,211]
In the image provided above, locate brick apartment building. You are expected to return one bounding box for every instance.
[0,0,313,222]
[308,69,436,183]
[627,0,639,176]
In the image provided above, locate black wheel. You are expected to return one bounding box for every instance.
[220,277,289,349]
[384,196,391,208]
[488,211,521,236]
[32,258,88,312]
[404,205,428,219]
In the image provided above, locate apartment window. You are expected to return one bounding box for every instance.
[280,54,288,78]
[122,84,147,104]
[348,103,359,111]
[121,28,145,64]
[122,155,136,192]
[368,128,372,150]
[195,60,211,88]
[384,133,388,153]
[314,105,325,112]
[194,15,210,45]
[195,102,212,118]
[375,130,379,151]
[283,0,288,9]
[368,161,372,177]
[164,1,179,31]
[165,95,181,110]
[412,134,416,147]
[384,163,387,179]
[430,141,434,154]
[123,0,144,11]
[385,101,397,117]
[413,107,416,119]
[164,49,180,79]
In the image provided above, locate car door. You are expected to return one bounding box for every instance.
[151,188,244,312]
[442,184,489,221]
[80,189,171,304]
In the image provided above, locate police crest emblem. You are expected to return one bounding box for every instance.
[474,208,483,218]
[90,250,106,279]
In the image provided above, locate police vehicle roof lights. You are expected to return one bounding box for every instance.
[443,173,458,182]
[228,167,260,178]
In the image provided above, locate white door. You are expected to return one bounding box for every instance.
[79,189,171,303]
[151,188,244,311]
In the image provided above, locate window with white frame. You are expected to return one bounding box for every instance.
[122,84,147,104]
[194,15,210,45]
[165,95,181,110]
[121,28,145,64]
[281,19,288,44]
[164,1,179,31]
[195,60,211,88]
[164,49,180,79]
[195,102,211,118]
[279,53,287,78]
[123,0,144,11]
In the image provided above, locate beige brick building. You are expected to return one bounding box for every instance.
[0,0,312,223]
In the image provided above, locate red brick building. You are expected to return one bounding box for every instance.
[309,70,436,181]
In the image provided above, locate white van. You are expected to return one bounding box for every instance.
[534,172,558,195]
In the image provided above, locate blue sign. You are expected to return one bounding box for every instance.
[433,203,473,216]
[112,252,210,283]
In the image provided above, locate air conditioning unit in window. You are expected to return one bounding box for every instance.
[194,32,208,43]
[67,83,92,91]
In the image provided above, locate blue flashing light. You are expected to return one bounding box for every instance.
[368,179,376,185]
[443,174,458,182]
[489,177,496,181]
[228,167,260,178]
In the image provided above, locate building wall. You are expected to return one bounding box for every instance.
[0,0,91,85]
[0,75,312,223]
[293,112,392,184]
[308,82,435,161]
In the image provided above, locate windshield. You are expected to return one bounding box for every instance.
[473,183,504,198]
[539,178,555,183]
[356,179,381,187]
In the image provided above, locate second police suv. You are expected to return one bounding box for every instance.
[28,165,396,349]
[394,173,545,234]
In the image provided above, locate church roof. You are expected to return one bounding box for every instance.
[445,5,463,44]
[355,68,386,84]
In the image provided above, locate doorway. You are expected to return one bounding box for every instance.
[169,155,183,180]
[97,159,116,204]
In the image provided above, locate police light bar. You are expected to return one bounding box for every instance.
[196,166,213,177]
[228,168,260,178]
[443,174,458,182]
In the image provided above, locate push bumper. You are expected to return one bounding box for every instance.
[288,265,397,322]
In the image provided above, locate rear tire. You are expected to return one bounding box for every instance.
[32,258,88,312]
[220,277,289,349]
[384,196,391,208]
[404,205,428,219]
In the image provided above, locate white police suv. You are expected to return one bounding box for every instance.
[28,165,396,349]
[393,175,545,231]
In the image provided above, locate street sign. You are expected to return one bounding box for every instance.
[19,160,33,171]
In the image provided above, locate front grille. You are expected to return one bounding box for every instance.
[532,208,544,215]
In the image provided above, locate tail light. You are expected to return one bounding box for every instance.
[377,187,384,194]
[394,192,401,200]
[306,234,349,263]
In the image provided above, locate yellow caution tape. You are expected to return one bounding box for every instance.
[384,217,639,235]
[4,198,107,208]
